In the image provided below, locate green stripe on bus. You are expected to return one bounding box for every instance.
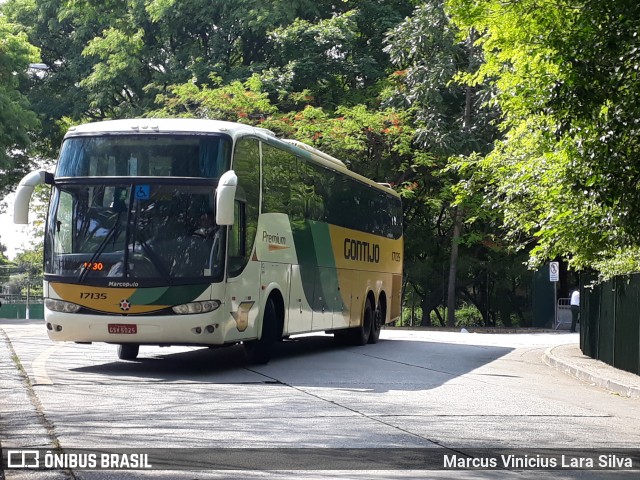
[129,284,209,306]
[292,220,344,313]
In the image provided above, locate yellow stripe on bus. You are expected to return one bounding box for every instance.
[49,283,168,314]
[328,225,403,274]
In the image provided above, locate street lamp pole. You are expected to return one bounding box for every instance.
[26,271,30,320]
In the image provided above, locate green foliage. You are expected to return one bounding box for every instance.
[5,0,414,124]
[152,75,277,122]
[454,303,483,328]
[591,248,640,284]
[0,238,11,283]
[265,12,359,98]
[265,104,416,184]
[550,1,640,243]
[0,0,566,322]
[81,27,145,106]
[447,0,640,278]
[9,248,43,297]
[0,12,39,198]
[262,1,415,109]
[384,1,498,156]
[383,1,512,325]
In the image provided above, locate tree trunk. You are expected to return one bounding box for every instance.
[446,207,464,327]
[420,296,432,327]
[434,307,446,326]
[446,32,476,328]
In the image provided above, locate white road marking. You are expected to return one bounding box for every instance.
[32,343,66,385]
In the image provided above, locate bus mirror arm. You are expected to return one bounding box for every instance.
[14,170,53,224]
[216,170,237,226]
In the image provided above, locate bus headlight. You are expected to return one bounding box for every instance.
[45,298,81,313]
[172,300,221,315]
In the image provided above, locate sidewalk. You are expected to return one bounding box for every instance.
[544,342,640,399]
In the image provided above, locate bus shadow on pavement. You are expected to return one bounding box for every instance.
[70,335,358,378]
[69,335,515,393]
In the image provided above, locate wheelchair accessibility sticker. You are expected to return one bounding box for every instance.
[135,185,150,200]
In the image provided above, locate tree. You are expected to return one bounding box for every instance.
[0,13,39,198]
[447,0,640,279]
[4,181,48,296]
[13,248,43,297]
[2,0,545,324]
[152,75,278,121]
[0,239,12,285]
[0,0,327,136]
[261,1,415,110]
[4,0,412,126]
[384,1,499,325]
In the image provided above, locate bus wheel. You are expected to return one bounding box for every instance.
[368,304,382,344]
[350,298,373,346]
[245,298,277,365]
[117,344,139,360]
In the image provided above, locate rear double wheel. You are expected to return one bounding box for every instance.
[368,304,382,344]
[335,298,374,346]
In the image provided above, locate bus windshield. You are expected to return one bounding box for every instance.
[44,182,225,285]
[56,134,231,178]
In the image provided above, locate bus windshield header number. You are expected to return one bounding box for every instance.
[83,262,105,271]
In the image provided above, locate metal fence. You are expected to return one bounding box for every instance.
[580,275,640,375]
[555,298,572,330]
[0,295,44,319]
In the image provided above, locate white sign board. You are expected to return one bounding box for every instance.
[549,262,560,282]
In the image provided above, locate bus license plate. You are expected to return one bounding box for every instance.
[108,324,137,334]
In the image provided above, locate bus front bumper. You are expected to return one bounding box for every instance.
[43,309,229,346]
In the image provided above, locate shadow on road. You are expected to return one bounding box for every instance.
[68,334,515,393]
[0,317,516,392]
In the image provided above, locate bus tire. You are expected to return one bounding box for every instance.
[245,298,277,365]
[368,303,382,344]
[117,344,139,360]
[349,298,373,346]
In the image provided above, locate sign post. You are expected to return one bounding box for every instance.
[549,262,559,327]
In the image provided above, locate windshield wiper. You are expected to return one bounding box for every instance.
[78,212,122,283]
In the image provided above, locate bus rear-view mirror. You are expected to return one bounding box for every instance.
[14,170,53,224]
[216,170,237,226]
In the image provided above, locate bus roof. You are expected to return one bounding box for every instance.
[64,118,267,139]
[64,118,400,198]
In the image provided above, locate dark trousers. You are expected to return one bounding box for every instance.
[570,305,579,332]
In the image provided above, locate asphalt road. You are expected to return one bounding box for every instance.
[2,319,640,479]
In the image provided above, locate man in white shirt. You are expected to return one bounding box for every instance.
[570,289,580,333]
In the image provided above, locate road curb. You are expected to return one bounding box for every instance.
[0,328,60,446]
[543,345,640,400]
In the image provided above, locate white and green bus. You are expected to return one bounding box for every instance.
[14,118,403,363]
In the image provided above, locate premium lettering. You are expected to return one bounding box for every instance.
[262,231,286,245]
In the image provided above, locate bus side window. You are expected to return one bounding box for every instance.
[228,137,259,278]
[54,190,74,254]
[262,143,293,214]
[227,200,247,277]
